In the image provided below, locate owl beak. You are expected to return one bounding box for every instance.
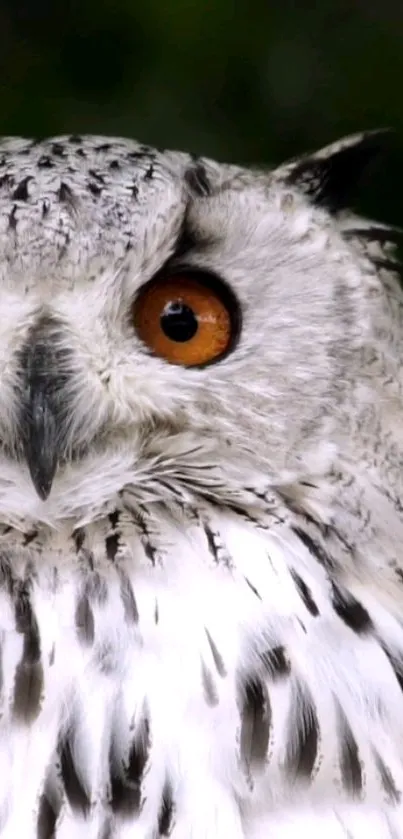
[19,323,66,501]
[22,387,59,501]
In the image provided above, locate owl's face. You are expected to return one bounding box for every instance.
[0,132,392,527]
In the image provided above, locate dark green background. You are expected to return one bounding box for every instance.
[1,0,402,223]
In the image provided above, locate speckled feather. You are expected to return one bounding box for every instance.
[0,132,401,837]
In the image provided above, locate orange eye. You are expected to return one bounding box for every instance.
[133,272,238,367]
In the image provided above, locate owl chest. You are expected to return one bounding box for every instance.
[0,516,403,838]
[0,520,256,837]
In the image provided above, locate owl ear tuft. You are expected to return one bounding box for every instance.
[283,129,392,212]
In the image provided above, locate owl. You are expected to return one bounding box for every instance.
[0,128,401,839]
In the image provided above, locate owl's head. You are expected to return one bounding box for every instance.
[0,131,398,528]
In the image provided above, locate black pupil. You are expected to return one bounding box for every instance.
[160,300,198,343]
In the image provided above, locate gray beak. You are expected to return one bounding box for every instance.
[19,319,70,500]
[23,377,59,500]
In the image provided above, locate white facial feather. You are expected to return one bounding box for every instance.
[0,131,401,838]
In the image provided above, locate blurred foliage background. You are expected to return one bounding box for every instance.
[0,0,402,222]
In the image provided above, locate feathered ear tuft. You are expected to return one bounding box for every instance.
[282,129,392,213]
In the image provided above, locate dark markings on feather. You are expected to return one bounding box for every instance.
[240,676,271,767]
[244,576,262,600]
[73,528,85,552]
[141,534,158,565]
[88,180,102,197]
[110,717,151,815]
[201,660,219,706]
[106,511,120,562]
[38,155,54,169]
[202,523,232,566]
[292,525,330,569]
[119,572,139,624]
[0,552,16,595]
[133,511,158,566]
[260,645,291,680]
[8,205,17,230]
[392,498,403,532]
[0,173,13,189]
[154,599,159,624]
[36,793,58,839]
[23,529,38,546]
[84,569,108,604]
[205,628,226,677]
[331,583,372,634]
[290,569,319,616]
[185,161,211,197]
[79,548,95,572]
[13,582,44,723]
[374,751,401,804]
[344,226,403,247]
[338,707,363,796]
[284,130,388,212]
[227,503,262,527]
[0,525,12,535]
[158,780,175,836]
[58,181,76,207]
[75,594,95,646]
[276,494,338,567]
[324,521,355,556]
[204,523,219,562]
[284,688,319,781]
[58,728,91,815]
[127,147,155,161]
[12,176,32,201]
[245,485,270,502]
[109,510,119,528]
[51,143,66,158]
[372,256,400,273]
[88,169,106,186]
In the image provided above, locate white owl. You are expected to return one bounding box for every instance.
[0,129,401,839]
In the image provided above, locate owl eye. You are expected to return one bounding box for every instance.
[133,271,238,367]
